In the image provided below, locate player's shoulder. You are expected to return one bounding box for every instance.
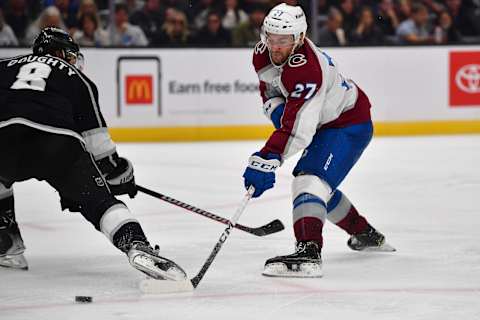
[0,54,31,67]
[281,39,323,88]
[252,41,270,72]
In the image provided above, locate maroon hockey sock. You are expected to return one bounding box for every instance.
[327,191,369,235]
[336,206,369,235]
[293,217,324,247]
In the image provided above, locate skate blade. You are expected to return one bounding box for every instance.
[131,254,187,281]
[0,254,28,270]
[139,278,194,294]
[360,242,396,252]
[262,262,323,278]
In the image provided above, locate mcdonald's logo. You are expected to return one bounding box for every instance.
[125,75,153,104]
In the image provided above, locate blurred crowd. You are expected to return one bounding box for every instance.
[0,0,479,47]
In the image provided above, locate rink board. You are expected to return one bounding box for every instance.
[1,46,480,140]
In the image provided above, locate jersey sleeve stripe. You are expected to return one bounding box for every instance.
[71,68,103,128]
[0,117,85,143]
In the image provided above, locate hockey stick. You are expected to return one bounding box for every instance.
[137,185,284,237]
[140,186,255,293]
[191,186,255,288]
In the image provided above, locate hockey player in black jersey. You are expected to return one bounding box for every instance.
[0,27,187,282]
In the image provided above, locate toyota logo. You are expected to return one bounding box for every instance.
[455,64,480,94]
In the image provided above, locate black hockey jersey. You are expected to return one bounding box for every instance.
[0,54,115,160]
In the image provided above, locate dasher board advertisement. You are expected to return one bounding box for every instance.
[117,56,161,117]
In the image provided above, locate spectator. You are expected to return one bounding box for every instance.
[108,3,148,46]
[193,10,231,46]
[339,0,356,38]
[76,0,100,25]
[422,0,443,15]
[396,3,433,44]
[153,8,190,46]
[192,0,216,30]
[162,0,190,17]
[125,0,144,15]
[24,6,66,45]
[317,7,347,46]
[433,9,462,43]
[130,0,165,44]
[396,0,412,22]
[221,0,248,30]
[3,0,29,44]
[317,0,333,15]
[375,0,399,36]
[54,0,78,31]
[0,8,18,45]
[350,6,384,45]
[231,3,266,47]
[73,12,109,46]
[445,0,480,36]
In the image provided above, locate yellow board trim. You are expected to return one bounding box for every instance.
[109,120,480,142]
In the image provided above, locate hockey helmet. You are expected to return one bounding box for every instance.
[33,27,81,67]
[261,3,307,45]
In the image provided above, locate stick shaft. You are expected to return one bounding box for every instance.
[190,187,254,288]
[137,185,278,236]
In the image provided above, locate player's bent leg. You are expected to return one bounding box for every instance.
[0,184,28,270]
[327,189,368,235]
[263,175,328,278]
[327,190,395,252]
[46,140,187,281]
[100,204,187,281]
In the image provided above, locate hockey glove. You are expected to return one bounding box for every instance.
[97,153,137,198]
[243,152,281,198]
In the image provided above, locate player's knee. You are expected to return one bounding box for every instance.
[292,174,332,204]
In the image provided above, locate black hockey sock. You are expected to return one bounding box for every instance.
[112,222,148,253]
[0,195,15,227]
[0,196,17,254]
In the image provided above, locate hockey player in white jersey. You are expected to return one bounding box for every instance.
[242,3,395,277]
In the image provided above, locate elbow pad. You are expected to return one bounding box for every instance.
[263,97,285,129]
[82,128,116,160]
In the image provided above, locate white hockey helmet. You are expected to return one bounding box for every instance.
[262,3,307,44]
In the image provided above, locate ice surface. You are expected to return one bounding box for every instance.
[1,135,480,320]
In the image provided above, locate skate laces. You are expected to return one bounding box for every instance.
[354,226,384,245]
[0,214,15,230]
[295,241,319,255]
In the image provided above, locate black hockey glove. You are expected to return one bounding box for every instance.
[97,153,137,198]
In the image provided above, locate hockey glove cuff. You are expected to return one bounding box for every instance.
[243,152,281,198]
[97,153,137,198]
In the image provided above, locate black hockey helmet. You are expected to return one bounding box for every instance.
[33,27,80,64]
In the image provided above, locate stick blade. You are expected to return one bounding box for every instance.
[139,278,194,294]
[251,219,284,236]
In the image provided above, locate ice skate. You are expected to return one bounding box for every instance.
[127,241,187,281]
[0,223,28,270]
[263,241,322,278]
[347,225,396,252]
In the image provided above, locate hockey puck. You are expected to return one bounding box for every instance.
[75,296,93,303]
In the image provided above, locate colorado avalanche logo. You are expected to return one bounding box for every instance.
[288,54,307,68]
[254,41,267,55]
